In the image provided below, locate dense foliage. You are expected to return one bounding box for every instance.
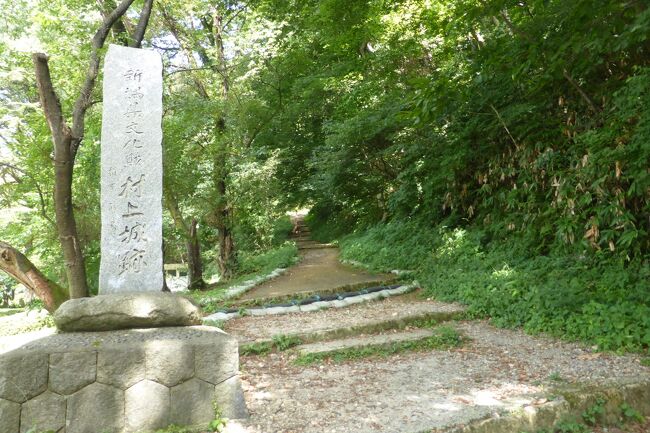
[254,0,649,258]
[340,223,649,352]
[247,0,650,352]
[0,0,648,350]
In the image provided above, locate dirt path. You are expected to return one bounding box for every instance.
[227,309,650,433]
[238,218,392,301]
[225,294,464,344]
[221,216,650,432]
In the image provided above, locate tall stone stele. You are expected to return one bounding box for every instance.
[35,45,248,433]
[99,44,163,293]
[55,44,203,331]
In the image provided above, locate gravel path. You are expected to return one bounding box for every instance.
[224,295,464,343]
[224,305,650,433]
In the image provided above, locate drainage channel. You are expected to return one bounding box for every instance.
[203,283,416,322]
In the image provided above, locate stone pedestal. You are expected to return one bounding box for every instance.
[0,326,247,433]
[53,293,202,332]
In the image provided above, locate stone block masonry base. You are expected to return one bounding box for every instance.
[0,326,248,433]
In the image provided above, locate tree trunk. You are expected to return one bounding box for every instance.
[33,54,89,299]
[164,188,206,290]
[212,10,237,281]
[0,242,69,312]
[214,175,236,281]
[54,137,89,299]
[161,239,170,292]
[186,218,206,290]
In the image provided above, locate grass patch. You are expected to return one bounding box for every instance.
[241,341,274,356]
[202,319,225,328]
[0,312,54,337]
[237,241,299,275]
[528,400,647,433]
[240,334,304,356]
[0,308,23,318]
[294,326,464,365]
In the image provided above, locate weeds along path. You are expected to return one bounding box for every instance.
[222,217,650,433]
[237,216,393,301]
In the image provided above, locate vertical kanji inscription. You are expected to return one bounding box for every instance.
[100,45,163,293]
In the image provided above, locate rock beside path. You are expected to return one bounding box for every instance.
[54,293,202,332]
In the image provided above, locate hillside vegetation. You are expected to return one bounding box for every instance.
[0,1,648,351]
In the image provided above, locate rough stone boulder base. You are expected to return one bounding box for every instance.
[170,378,215,426]
[53,292,202,332]
[67,382,125,433]
[100,44,163,294]
[214,376,249,420]
[125,380,170,432]
[49,351,96,394]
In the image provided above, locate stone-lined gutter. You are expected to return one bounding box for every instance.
[203,283,418,322]
[446,378,650,433]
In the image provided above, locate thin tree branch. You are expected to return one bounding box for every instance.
[32,54,70,147]
[562,69,600,113]
[70,0,138,157]
[164,67,214,77]
[224,5,247,30]
[96,0,130,45]
[244,109,279,148]
[130,0,155,48]
[160,6,211,99]
[489,104,519,149]
[498,11,530,40]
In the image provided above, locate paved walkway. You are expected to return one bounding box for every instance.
[237,218,392,301]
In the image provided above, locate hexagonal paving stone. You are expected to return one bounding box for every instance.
[49,351,96,395]
[214,376,248,420]
[20,390,66,433]
[66,382,124,433]
[170,378,214,427]
[125,380,170,432]
[0,351,48,402]
[145,341,194,387]
[0,398,20,433]
[97,348,145,389]
[194,340,238,385]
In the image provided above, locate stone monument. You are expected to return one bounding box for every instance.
[0,45,247,433]
[99,44,163,294]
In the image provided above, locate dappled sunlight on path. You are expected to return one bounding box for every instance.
[238,216,392,301]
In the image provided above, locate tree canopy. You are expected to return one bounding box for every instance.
[0,0,648,324]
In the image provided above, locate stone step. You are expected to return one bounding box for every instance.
[298,243,336,250]
[296,328,436,356]
[234,301,465,349]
